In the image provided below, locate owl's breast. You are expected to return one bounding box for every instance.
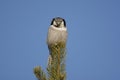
[47,26,67,45]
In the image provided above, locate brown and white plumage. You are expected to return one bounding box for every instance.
[47,17,67,49]
[47,25,67,45]
[47,17,68,66]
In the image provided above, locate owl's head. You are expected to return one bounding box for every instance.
[51,17,66,28]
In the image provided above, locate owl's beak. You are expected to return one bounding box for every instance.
[56,22,61,26]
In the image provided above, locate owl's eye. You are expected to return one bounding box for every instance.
[56,21,61,25]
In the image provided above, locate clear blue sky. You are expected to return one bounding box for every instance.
[0,0,120,80]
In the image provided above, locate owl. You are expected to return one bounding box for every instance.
[47,17,68,65]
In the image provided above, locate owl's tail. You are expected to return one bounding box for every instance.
[47,55,52,66]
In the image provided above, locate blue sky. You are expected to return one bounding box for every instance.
[0,0,120,80]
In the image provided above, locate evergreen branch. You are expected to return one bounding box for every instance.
[47,42,66,80]
[34,66,47,80]
[34,42,67,80]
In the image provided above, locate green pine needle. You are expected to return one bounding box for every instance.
[34,42,67,80]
